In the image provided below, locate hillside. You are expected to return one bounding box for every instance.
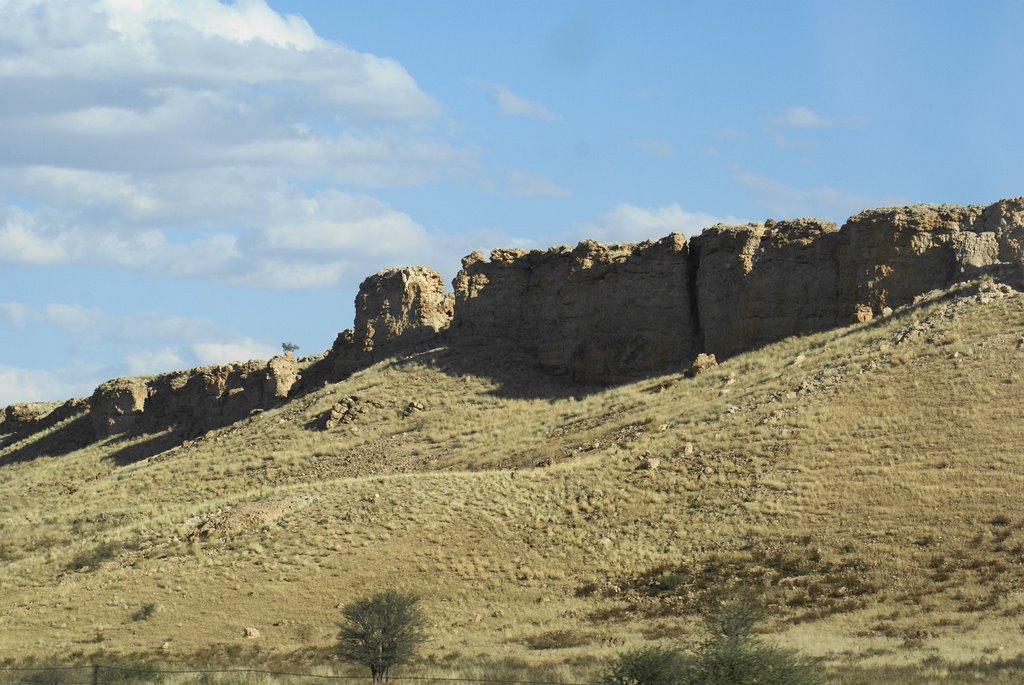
[2,277,1024,680]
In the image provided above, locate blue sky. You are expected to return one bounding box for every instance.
[1,0,1022,405]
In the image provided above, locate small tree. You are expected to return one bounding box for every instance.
[281,342,300,354]
[337,590,428,683]
[603,589,819,685]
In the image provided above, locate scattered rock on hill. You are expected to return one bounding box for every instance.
[686,353,718,377]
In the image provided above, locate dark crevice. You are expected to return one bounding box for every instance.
[686,238,704,352]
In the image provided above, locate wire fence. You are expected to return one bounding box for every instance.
[0,665,597,685]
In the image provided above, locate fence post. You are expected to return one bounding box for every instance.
[92,664,99,685]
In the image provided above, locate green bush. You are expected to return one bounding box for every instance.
[604,590,820,685]
[602,646,693,685]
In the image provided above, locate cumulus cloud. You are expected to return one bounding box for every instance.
[192,338,279,365]
[0,0,469,288]
[0,365,94,405]
[467,79,559,122]
[123,348,185,376]
[1,302,221,348]
[580,203,744,243]
[769,106,866,129]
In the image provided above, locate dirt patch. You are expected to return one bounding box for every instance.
[188,496,311,541]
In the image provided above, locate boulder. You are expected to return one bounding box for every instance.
[686,353,718,377]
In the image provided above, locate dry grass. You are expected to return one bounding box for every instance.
[2,281,1024,682]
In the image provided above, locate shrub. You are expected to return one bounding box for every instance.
[602,646,693,685]
[605,590,820,685]
[337,590,428,683]
[696,591,819,685]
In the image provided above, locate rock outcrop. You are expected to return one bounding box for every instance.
[6,197,1024,452]
[691,218,842,358]
[450,197,1024,375]
[328,266,453,377]
[451,234,695,383]
[2,402,60,434]
[89,378,149,436]
[89,354,298,438]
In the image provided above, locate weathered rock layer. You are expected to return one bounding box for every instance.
[88,354,298,438]
[452,234,695,382]
[5,197,1024,448]
[451,197,1024,370]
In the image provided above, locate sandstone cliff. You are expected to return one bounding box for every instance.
[451,197,1024,371]
[691,218,842,358]
[88,353,298,438]
[327,266,453,377]
[451,234,695,383]
[4,197,1023,451]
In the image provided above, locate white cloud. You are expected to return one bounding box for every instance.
[0,303,30,330]
[735,173,909,221]
[635,140,674,159]
[769,106,866,129]
[192,338,279,365]
[467,79,559,122]
[40,303,107,339]
[0,0,471,290]
[123,348,185,376]
[0,365,94,405]
[581,203,744,243]
[3,302,221,347]
[0,0,439,120]
[506,171,570,198]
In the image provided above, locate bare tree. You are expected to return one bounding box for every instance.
[337,590,428,683]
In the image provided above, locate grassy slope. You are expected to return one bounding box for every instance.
[2,282,1024,679]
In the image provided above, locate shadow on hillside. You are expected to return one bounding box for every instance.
[392,345,608,400]
[103,429,186,466]
[0,413,96,466]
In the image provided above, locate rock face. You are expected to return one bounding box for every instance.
[89,354,298,438]
[449,198,1024,379]
[7,197,1024,452]
[329,266,453,376]
[839,200,1024,317]
[90,378,149,436]
[451,234,696,383]
[354,267,453,356]
[691,218,842,358]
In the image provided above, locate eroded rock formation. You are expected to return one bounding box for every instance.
[89,354,298,438]
[328,266,453,376]
[4,197,1024,451]
[451,234,695,382]
[451,197,1024,373]
[691,218,842,358]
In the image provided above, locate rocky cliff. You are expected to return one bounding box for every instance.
[451,234,695,383]
[453,197,1024,368]
[4,197,1023,448]
[88,353,298,438]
